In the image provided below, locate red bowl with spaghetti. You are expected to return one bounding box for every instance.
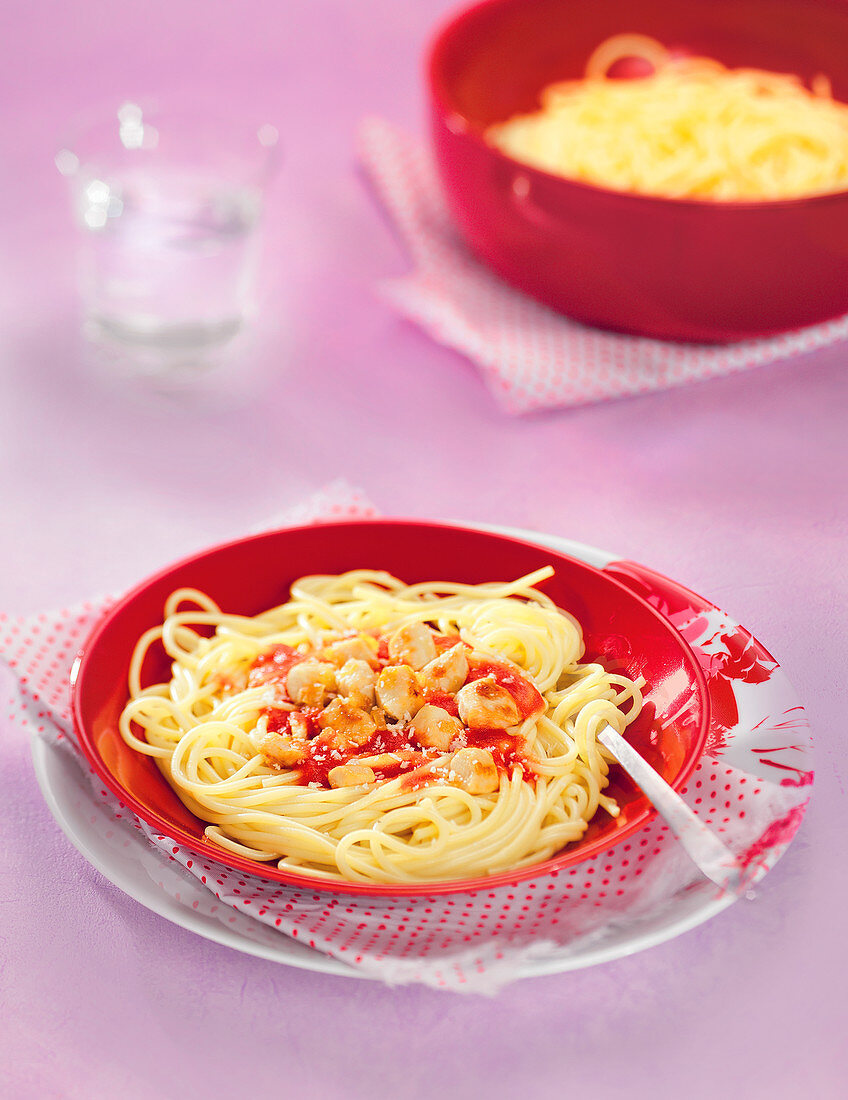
[427,0,848,341]
[71,520,710,897]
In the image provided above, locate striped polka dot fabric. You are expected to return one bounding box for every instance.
[1,489,812,991]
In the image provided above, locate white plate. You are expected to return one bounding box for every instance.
[31,526,811,980]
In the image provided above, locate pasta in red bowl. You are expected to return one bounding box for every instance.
[427,0,848,340]
[72,520,710,895]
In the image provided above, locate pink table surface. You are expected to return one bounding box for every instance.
[1,2,845,1098]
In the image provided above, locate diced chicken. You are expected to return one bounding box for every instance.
[375,665,424,721]
[448,747,500,794]
[327,764,376,788]
[456,676,521,728]
[260,730,309,769]
[409,704,464,751]
[420,644,468,694]
[288,711,312,740]
[285,659,337,707]
[321,634,377,667]
[335,658,376,705]
[356,752,405,769]
[387,622,438,670]
[316,697,377,750]
[369,706,388,730]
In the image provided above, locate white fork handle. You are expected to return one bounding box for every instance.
[598,724,747,894]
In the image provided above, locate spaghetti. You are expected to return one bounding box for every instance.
[119,568,643,885]
[485,33,848,200]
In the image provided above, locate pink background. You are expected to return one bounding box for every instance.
[0,1,845,1097]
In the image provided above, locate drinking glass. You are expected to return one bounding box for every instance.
[56,102,279,367]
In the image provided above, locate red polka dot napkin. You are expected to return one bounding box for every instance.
[1,486,812,992]
[358,117,848,414]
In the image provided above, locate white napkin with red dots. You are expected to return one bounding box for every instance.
[1,483,812,993]
[358,117,848,414]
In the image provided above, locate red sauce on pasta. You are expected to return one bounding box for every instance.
[466,657,545,720]
[423,689,460,715]
[248,644,303,695]
[297,722,432,787]
[462,728,536,776]
[252,641,542,790]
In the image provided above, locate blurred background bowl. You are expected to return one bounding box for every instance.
[427,0,848,342]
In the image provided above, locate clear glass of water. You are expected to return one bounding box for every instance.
[56,102,279,368]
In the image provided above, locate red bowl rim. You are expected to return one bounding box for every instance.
[425,0,848,212]
[71,517,711,897]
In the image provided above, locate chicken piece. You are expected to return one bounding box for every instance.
[335,658,376,706]
[327,763,376,788]
[370,706,388,729]
[321,634,377,667]
[316,697,377,750]
[356,752,404,769]
[409,704,464,751]
[387,622,438,670]
[285,659,337,707]
[288,711,312,740]
[260,730,309,769]
[357,751,425,771]
[375,664,424,721]
[448,747,500,794]
[420,644,468,694]
[456,676,521,728]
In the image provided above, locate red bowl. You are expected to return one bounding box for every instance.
[427,0,848,342]
[72,520,710,896]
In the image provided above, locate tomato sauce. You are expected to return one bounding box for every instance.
[399,727,536,792]
[461,728,537,777]
[295,723,431,787]
[263,706,321,736]
[422,689,460,716]
[248,644,304,696]
[466,657,544,720]
[253,638,542,791]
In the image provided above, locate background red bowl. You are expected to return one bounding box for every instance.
[72,520,709,896]
[427,0,848,342]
